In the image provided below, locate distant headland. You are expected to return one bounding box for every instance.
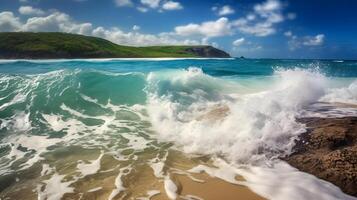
[0,32,231,59]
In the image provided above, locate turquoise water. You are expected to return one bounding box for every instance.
[1,59,357,76]
[0,58,356,200]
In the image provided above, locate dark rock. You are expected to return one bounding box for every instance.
[285,117,357,196]
[184,46,231,58]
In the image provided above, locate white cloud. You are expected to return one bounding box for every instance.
[284,31,292,37]
[132,25,140,31]
[21,12,93,34]
[246,14,256,21]
[137,7,149,12]
[92,27,200,46]
[303,34,325,46]
[232,0,284,37]
[233,37,245,46]
[174,0,286,38]
[162,1,183,10]
[285,32,325,50]
[234,20,277,37]
[19,6,45,16]
[114,0,133,7]
[140,0,161,8]
[175,17,232,37]
[0,12,22,31]
[254,0,282,15]
[216,5,235,16]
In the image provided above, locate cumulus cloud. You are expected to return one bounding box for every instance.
[114,0,133,7]
[233,0,284,36]
[140,0,161,8]
[137,7,149,12]
[176,0,287,38]
[233,37,245,46]
[213,5,235,16]
[132,25,140,31]
[19,6,45,16]
[136,0,183,12]
[0,12,22,31]
[254,0,281,16]
[285,31,325,50]
[303,34,325,46]
[284,30,292,37]
[92,27,200,46]
[175,17,232,37]
[162,1,183,10]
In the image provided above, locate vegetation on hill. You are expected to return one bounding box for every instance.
[0,32,230,59]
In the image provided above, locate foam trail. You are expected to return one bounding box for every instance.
[164,176,178,200]
[238,161,357,200]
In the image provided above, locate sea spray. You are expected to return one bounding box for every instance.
[146,67,327,163]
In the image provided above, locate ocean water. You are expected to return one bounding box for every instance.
[0,58,356,200]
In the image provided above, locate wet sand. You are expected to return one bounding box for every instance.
[0,148,265,200]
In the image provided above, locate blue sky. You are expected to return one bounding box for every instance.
[0,0,356,59]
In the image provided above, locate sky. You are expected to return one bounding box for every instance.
[0,0,357,59]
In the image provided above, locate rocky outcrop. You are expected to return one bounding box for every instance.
[184,46,231,58]
[285,117,357,196]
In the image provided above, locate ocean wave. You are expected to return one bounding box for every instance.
[0,65,356,200]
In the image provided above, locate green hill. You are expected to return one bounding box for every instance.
[0,32,230,59]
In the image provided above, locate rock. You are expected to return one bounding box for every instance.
[285,117,357,196]
[184,46,231,58]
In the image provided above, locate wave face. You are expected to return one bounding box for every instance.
[0,59,356,200]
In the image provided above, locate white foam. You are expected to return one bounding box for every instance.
[237,161,357,200]
[180,194,204,200]
[321,80,357,104]
[5,135,62,170]
[164,176,178,200]
[77,152,104,177]
[87,187,102,193]
[146,68,326,163]
[0,57,234,64]
[149,160,165,178]
[145,67,357,199]
[186,159,357,200]
[38,172,75,200]
[108,166,132,200]
[0,93,26,111]
[188,164,240,184]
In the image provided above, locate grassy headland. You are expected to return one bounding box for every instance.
[0,32,230,59]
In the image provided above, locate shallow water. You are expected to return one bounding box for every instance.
[0,58,356,200]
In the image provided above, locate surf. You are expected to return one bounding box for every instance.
[0,59,356,200]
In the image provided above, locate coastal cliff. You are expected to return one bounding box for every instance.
[0,32,230,59]
[285,117,357,196]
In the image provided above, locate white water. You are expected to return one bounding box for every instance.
[146,67,357,199]
[0,67,356,200]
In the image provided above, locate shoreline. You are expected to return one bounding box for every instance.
[0,57,235,63]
